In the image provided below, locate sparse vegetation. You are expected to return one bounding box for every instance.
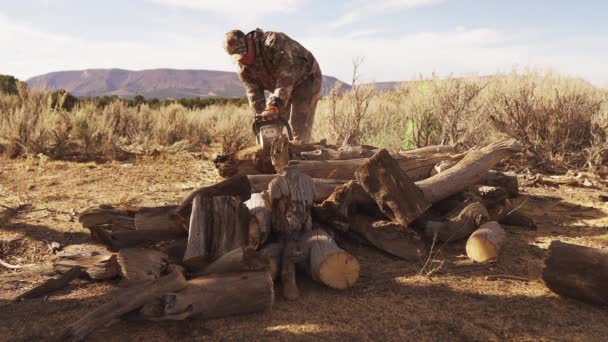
[1,71,606,171]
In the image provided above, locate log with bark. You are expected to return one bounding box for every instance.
[298,229,360,290]
[63,271,187,341]
[268,167,315,300]
[183,195,251,270]
[425,202,490,242]
[140,271,274,321]
[54,245,119,280]
[542,241,608,306]
[465,221,506,263]
[349,215,425,260]
[355,149,431,226]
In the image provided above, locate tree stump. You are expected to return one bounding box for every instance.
[542,241,608,306]
[355,149,431,226]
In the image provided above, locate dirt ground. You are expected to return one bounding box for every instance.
[1,152,607,341]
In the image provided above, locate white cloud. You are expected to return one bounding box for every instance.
[147,0,306,16]
[332,0,446,28]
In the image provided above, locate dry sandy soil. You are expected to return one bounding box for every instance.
[1,153,607,341]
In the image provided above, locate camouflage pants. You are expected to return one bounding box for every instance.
[287,63,322,143]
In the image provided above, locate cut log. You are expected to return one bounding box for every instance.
[117,248,169,285]
[14,266,82,301]
[268,167,315,300]
[183,195,250,270]
[175,174,252,219]
[194,247,270,277]
[270,134,290,172]
[150,272,274,320]
[134,205,184,231]
[53,245,119,280]
[417,139,523,203]
[244,192,271,248]
[425,202,490,242]
[78,205,135,230]
[542,241,608,306]
[288,152,460,181]
[481,170,519,197]
[298,229,360,289]
[355,149,431,226]
[465,221,506,263]
[89,226,186,251]
[349,215,425,260]
[63,271,187,342]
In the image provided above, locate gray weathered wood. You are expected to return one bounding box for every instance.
[53,245,119,280]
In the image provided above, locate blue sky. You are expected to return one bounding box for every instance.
[1,0,607,86]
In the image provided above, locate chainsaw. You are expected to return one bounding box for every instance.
[252,111,293,148]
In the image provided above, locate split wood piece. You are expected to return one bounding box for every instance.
[270,134,290,172]
[248,175,347,203]
[542,241,608,306]
[153,271,274,320]
[268,168,315,300]
[298,229,360,290]
[134,205,184,231]
[63,271,187,342]
[349,215,425,260]
[468,185,509,208]
[425,202,490,242]
[499,210,537,230]
[117,248,169,285]
[417,139,523,203]
[89,226,186,252]
[78,205,135,230]
[183,195,250,270]
[355,149,431,226]
[194,247,270,277]
[465,221,506,263]
[245,192,271,248]
[53,245,119,280]
[481,170,519,197]
[175,174,252,219]
[14,266,82,301]
[288,152,461,182]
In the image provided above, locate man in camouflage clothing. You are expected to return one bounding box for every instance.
[223,29,322,143]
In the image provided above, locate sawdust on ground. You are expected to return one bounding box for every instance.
[1,153,607,341]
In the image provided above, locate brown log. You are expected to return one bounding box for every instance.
[417,139,523,203]
[268,168,315,300]
[468,185,509,208]
[213,145,274,178]
[355,149,431,226]
[149,271,274,321]
[183,195,250,270]
[481,170,518,197]
[175,174,252,219]
[400,145,456,155]
[117,248,169,285]
[298,229,360,289]
[542,241,608,306]
[14,266,82,301]
[425,202,490,242]
[258,243,284,280]
[300,145,377,160]
[63,271,187,341]
[194,247,270,277]
[288,152,460,181]
[53,245,119,280]
[78,205,135,230]
[500,210,537,230]
[349,215,425,260]
[244,192,271,248]
[89,225,186,252]
[134,205,184,231]
[465,221,506,263]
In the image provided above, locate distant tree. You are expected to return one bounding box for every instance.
[51,89,78,111]
[0,74,22,95]
[133,94,146,106]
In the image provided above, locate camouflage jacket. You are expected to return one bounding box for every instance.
[237,29,321,114]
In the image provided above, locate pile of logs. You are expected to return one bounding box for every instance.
[15,136,608,340]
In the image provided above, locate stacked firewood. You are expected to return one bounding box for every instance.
[15,136,608,340]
